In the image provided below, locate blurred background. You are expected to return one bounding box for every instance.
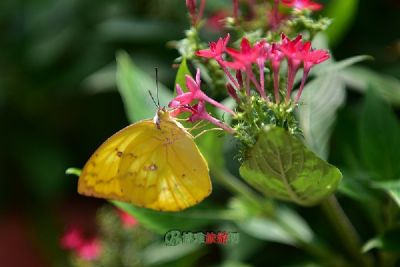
[0,0,399,266]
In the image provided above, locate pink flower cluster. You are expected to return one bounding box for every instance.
[60,226,102,261]
[195,33,329,104]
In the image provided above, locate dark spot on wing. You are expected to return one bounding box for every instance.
[116,151,123,157]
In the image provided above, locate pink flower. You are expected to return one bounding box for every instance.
[169,68,235,115]
[269,44,285,103]
[117,209,138,229]
[188,101,235,134]
[60,226,102,261]
[60,226,84,250]
[196,34,230,60]
[281,0,322,11]
[76,239,101,261]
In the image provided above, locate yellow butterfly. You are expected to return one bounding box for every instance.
[78,108,212,211]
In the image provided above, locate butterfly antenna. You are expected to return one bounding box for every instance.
[155,67,160,107]
[148,90,158,108]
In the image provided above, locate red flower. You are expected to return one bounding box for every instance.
[226,38,262,68]
[196,34,230,60]
[303,49,330,71]
[207,10,229,31]
[117,209,138,229]
[60,226,102,261]
[227,38,267,98]
[281,0,322,11]
[295,48,330,102]
[186,0,207,26]
[279,34,311,101]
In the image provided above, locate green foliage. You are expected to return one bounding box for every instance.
[341,66,400,106]
[363,226,400,253]
[297,73,345,159]
[359,89,400,180]
[116,51,173,122]
[324,0,359,46]
[239,127,342,206]
[174,57,191,93]
[113,201,227,235]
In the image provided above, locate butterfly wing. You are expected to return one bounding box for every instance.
[117,118,212,211]
[78,117,212,211]
[78,119,157,201]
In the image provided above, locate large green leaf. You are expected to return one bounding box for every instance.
[297,73,346,159]
[359,90,400,180]
[239,127,342,205]
[238,207,314,246]
[116,51,173,122]
[314,55,372,76]
[340,66,400,106]
[113,201,227,235]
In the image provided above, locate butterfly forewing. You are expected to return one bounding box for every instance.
[78,115,212,212]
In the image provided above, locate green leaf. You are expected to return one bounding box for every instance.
[372,180,400,207]
[142,242,199,266]
[240,127,342,206]
[116,51,173,123]
[359,89,400,180]
[297,73,346,159]
[113,201,227,235]
[238,207,314,246]
[197,131,225,170]
[174,58,191,93]
[65,167,81,177]
[362,226,400,253]
[340,66,400,105]
[314,55,372,76]
[324,0,358,47]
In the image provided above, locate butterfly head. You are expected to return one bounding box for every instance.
[153,107,172,129]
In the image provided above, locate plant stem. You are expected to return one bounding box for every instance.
[320,195,373,267]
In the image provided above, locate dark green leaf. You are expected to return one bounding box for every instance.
[116,51,173,123]
[359,90,400,180]
[240,127,342,205]
[324,0,359,47]
[362,226,400,253]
